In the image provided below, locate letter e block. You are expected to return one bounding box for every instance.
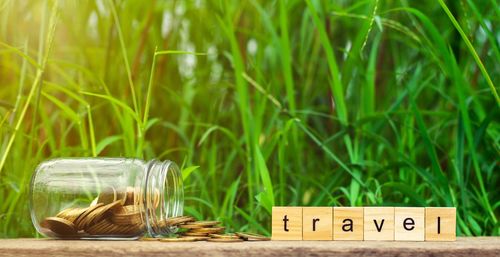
[425,207,456,241]
[395,207,424,241]
[272,207,302,240]
[303,207,333,240]
[333,207,363,240]
[364,207,394,240]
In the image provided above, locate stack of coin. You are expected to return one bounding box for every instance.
[149,215,270,243]
[40,187,148,237]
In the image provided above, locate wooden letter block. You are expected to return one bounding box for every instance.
[425,207,456,241]
[302,207,333,240]
[272,207,302,240]
[364,207,394,241]
[395,207,424,241]
[333,207,363,240]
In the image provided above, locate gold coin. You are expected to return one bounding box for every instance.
[123,187,136,206]
[81,200,123,230]
[160,237,198,242]
[182,232,210,236]
[41,217,77,236]
[235,232,270,241]
[126,223,144,235]
[74,203,104,230]
[86,219,111,235]
[96,186,117,205]
[207,238,244,243]
[113,205,140,214]
[111,211,142,225]
[189,227,225,234]
[56,207,87,223]
[180,236,210,241]
[210,233,240,239]
[164,216,195,226]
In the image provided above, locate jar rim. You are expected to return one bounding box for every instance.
[144,159,184,237]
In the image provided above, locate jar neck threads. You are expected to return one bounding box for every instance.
[144,159,184,237]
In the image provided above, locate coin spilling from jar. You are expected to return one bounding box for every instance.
[143,216,270,242]
[39,186,269,241]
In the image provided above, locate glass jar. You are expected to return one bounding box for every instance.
[29,158,184,239]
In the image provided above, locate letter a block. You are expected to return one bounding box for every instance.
[364,207,394,240]
[395,207,424,241]
[333,207,363,240]
[425,207,456,241]
[272,207,302,240]
[303,207,333,240]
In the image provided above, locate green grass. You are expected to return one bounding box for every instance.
[0,0,499,237]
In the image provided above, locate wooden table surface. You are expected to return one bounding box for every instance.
[1,237,499,257]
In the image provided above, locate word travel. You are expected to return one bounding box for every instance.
[272,207,456,241]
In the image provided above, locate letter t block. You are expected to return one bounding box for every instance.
[272,207,302,240]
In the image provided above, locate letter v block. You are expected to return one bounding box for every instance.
[333,207,363,240]
[395,207,424,241]
[303,207,333,240]
[272,207,302,240]
[364,207,394,240]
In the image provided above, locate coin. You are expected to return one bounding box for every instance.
[235,232,270,241]
[86,219,111,235]
[96,186,117,205]
[124,187,136,205]
[74,203,104,230]
[207,238,244,243]
[113,205,140,214]
[41,217,77,236]
[111,210,142,225]
[180,236,210,241]
[210,233,240,239]
[189,227,225,234]
[160,237,198,242]
[56,207,87,223]
[179,221,220,228]
[82,200,123,229]
[182,232,210,236]
[164,216,195,226]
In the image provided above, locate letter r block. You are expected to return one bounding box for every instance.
[425,207,456,241]
[303,207,333,240]
[364,207,395,240]
[395,207,424,241]
[272,207,302,240]
[333,207,364,240]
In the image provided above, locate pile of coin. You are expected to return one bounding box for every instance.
[143,215,270,242]
[40,187,146,237]
[39,186,269,241]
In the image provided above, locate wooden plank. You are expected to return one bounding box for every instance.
[0,237,498,257]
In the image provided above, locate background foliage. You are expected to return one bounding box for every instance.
[0,0,498,237]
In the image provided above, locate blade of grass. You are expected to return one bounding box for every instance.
[0,1,58,174]
[437,0,499,105]
[305,0,348,125]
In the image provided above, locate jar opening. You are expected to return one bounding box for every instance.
[144,159,184,237]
